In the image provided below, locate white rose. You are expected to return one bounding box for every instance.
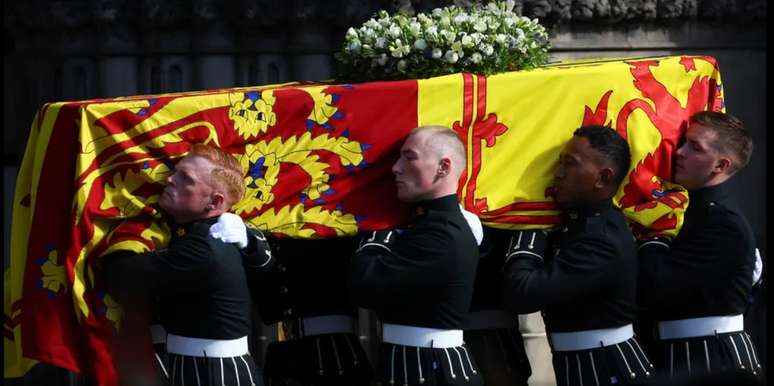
[389,25,401,38]
[482,44,494,56]
[432,48,443,59]
[453,14,468,25]
[376,37,386,49]
[409,22,421,35]
[471,52,482,64]
[414,39,428,50]
[461,34,474,47]
[474,21,487,32]
[444,50,459,64]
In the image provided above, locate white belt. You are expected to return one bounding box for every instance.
[550,324,633,352]
[383,323,464,348]
[464,310,518,330]
[300,315,355,337]
[658,314,744,340]
[166,334,249,358]
[150,324,167,344]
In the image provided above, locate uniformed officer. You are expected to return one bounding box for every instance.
[349,125,484,386]
[501,126,654,386]
[252,235,373,386]
[101,144,273,386]
[637,111,763,382]
[464,226,532,386]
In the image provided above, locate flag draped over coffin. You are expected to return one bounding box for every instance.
[4,55,723,383]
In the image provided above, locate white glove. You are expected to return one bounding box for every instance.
[460,205,483,246]
[752,248,763,286]
[209,213,248,249]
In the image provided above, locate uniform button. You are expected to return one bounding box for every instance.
[283,308,293,317]
[280,286,289,294]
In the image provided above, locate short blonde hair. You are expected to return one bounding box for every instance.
[189,144,245,207]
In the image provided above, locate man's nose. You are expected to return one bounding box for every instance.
[391,160,401,175]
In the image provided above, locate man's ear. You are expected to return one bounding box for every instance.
[714,157,733,175]
[596,167,615,189]
[208,192,226,211]
[437,157,451,177]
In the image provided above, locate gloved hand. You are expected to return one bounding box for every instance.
[637,235,672,251]
[209,212,248,249]
[356,229,401,254]
[752,248,763,286]
[504,229,549,265]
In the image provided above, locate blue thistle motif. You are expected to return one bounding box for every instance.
[652,188,680,198]
[246,91,260,103]
[249,157,267,179]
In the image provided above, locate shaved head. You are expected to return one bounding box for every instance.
[409,126,467,179]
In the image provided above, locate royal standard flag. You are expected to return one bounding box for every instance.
[5,55,723,384]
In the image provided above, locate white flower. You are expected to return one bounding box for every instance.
[495,34,507,44]
[414,39,428,50]
[426,26,438,37]
[397,60,407,72]
[432,48,443,59]
[471,52,483,63]
[482,44,494,56]
[388,25,402,38]
[460,34,474,48]
[409,22,421,35]
[453,14,469,25]
[365,19,380,29]
[473,21,487,32]
[375,37,386,49]
[346,27,358,39]
[441,30,456,43]
[439,16,451,27]
[347,40,361,53]
[377,54,388,66]
[444,50,459,63]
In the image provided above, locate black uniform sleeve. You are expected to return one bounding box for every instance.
[241,228,274,272]
[638,212,750,311]
[501,235,617,314]
[101,231,213,300]
[349,220,453,310]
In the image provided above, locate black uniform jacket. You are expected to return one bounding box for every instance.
[102,216,259,339]
[638,184,756,321]
[348,194,479,329]
[253,236,360,323]
[502,200,638,332]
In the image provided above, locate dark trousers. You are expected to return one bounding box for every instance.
[463,328,530,386]
[166,353,262,386]
[263,333,373,386]
[650,331,763,383]
[377,343,484,386]
[551,337,655,386]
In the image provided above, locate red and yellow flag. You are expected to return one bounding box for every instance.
[5,55,722,383]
